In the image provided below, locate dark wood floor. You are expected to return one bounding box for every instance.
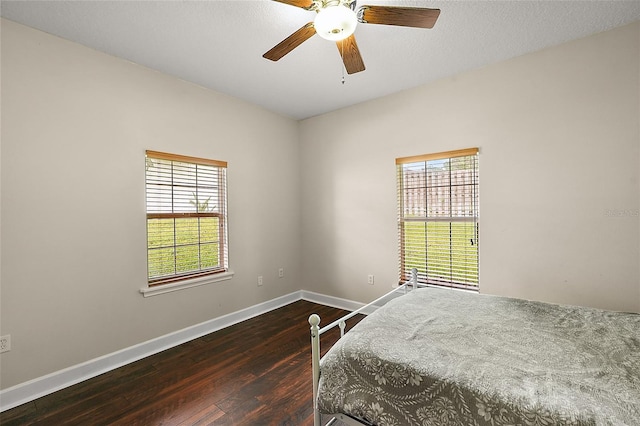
[1,300,363,426]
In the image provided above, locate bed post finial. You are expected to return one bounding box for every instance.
[411,268,418,289]
[309,314,320,328]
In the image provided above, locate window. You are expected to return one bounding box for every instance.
[396,148,479,290]
[145,150,228,287]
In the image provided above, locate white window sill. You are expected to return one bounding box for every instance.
[140,271,234,297]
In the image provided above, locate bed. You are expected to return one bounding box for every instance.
[309,275,640,426]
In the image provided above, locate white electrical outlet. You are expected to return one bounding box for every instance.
[257,276,263,286]
[0,335,11,353]
[367,274,374,285]
[278,268,284,278]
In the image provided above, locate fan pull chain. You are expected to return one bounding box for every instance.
[341,39,345,85]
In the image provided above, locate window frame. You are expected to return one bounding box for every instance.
[143,150,231,294]
[396,148,479,291]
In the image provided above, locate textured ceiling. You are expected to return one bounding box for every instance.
[2,0,640,120]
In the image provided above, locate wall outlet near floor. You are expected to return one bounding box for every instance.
[367,274,375,285]
[0,335,11,353]
[257,276,263,287]
[278,268,284,278]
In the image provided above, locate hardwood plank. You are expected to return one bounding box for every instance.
[0,300,363,425]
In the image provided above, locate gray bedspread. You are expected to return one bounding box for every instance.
[317,288,640,425]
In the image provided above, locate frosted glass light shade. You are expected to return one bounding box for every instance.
[314,6,357,41]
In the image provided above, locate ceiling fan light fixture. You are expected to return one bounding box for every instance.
[314,5,357,41]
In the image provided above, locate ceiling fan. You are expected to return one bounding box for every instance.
[263,0,441,75]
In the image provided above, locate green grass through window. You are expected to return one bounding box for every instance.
[402,221,478,287]
[147,218,220,279]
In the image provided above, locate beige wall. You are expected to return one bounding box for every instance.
[0,19,301,389]
[2,17,639,391]
[300,22,640,312]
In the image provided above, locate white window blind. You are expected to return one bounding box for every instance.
[396,148,479,290]
[145,150,228,286]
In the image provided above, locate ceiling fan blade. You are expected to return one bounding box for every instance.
[263,22,316,61]
[272,0,314,9]
[336,34,365,75]
[359,5,440,28]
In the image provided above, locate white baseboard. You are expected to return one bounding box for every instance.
[0,289,373,413]
[302,289,406,316]
[301,290,375,314]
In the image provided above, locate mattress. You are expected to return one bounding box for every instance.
[317,288,640,425]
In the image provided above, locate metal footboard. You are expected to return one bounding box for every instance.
[309,269,419,426]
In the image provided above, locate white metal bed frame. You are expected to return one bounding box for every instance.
[308,269,419,426]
